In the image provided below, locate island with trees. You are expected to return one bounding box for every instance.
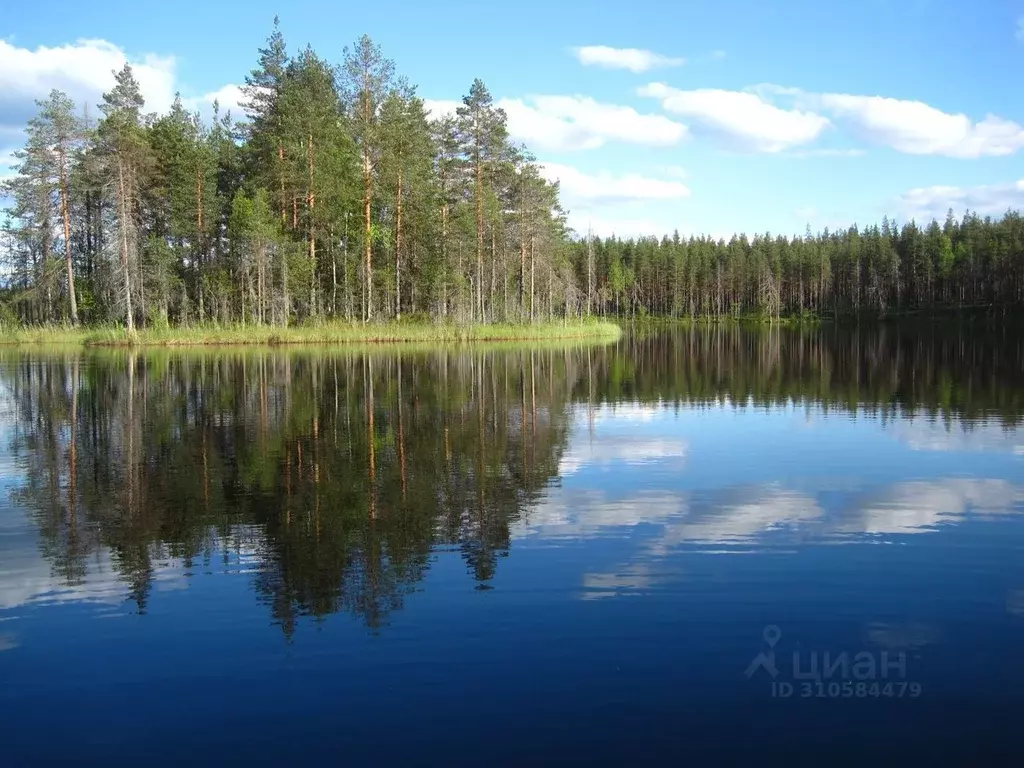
[3,18,1022,345]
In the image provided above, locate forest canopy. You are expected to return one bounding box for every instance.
[3,18,1023,328]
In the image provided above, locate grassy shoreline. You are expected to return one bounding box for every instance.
[1,320,622,348]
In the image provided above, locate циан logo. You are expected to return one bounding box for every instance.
[745,624,923,700]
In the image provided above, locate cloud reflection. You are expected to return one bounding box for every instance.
[838,479,1023,536]
[558,436,688,475]
[887,419,1024,455]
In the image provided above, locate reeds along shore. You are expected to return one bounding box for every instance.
[1,320,623,347]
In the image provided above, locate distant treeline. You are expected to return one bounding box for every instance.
[3,16,1023,328]
[567,212,1024,321]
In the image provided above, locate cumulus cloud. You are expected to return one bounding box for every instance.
[538,162,691,204]
[815,93,1024,158]
[505,95,687,150]
[427,95,688,151]
[573,45,685,73]
[638,82,830,152]
[896,178,1024,222]
[422,98,461,120]
[0,37,243,172]
[753,84,1024,158]
[0,38,178,122]
[183,84,247,121]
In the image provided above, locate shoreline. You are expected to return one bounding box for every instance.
[1,320,623,348]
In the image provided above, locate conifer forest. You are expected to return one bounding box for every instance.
[4,19,1024,330]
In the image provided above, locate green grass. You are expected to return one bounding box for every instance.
[2,319,621,348]
[0,324,94,346]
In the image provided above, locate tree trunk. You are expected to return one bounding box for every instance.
[395,166,403,320]
[441,203,448,318]
[529,235,535,322]
[489,226,496,323]
[308,134,317,317]
[282,243,289,326]
[279,144,286,223]
[364,146,373,322]
[520,194,527,320]
[58,148,78,324]
[475,129,483,322]
[116,156,135,334]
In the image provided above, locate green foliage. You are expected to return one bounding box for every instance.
[6,18,1023,332]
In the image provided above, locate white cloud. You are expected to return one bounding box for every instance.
[537,162,690,237]
[502,95,688,151]
[0,36,249,175]
[0,38,178,120]
[638,82,830,152]
[183,84,246,121]
[583,214,675,239]
[816,92,1024,158]
[573,45,685,73]
[751,83,1024,158]
[794,207,818,220]
[896,178,1024,222]
[1017,16,1024,42]
[423,98,461,121]
[538,162,691,203]
[425,94,687,151]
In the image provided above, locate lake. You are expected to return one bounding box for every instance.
[2,325,1023,765]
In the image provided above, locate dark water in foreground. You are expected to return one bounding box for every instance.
[2,326,1024,765]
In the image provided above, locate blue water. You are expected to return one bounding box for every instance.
[1,328,1022,765]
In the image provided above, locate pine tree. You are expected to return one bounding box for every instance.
[98,64,151,333]
[456,80,508,322]
[379,81,435,319]
[341,35,395,322]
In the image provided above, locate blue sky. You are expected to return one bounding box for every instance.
[4,0,1024,238]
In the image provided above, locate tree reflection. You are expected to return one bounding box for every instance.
[4,346,578,632]
[5,325,1022,632]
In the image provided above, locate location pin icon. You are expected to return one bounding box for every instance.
[763,625,782,648]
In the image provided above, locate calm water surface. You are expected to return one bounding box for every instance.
[2,327,1023,765]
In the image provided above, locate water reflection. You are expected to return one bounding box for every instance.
[2,348,578,631]
[2,325,1023,631]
